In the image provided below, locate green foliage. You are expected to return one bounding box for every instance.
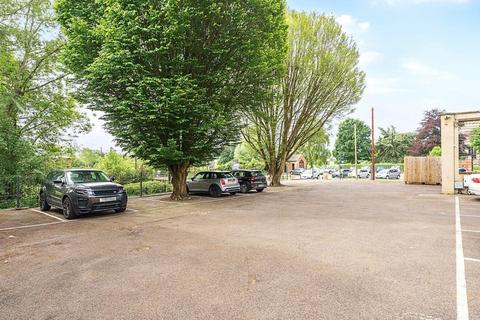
[234,142,264,169]
[334,119,371,163]
[376,126,415,163]
[56,0,287,177]
[94,150,155,184]
[243,11,365,185]
[217,146,235,166]
[471,128,480,153]
[73,148,103,168]
[300,130,330,168]
[123,181,172,197]
[429,146,442,157]
[0,0,89,178]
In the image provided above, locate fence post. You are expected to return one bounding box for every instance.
[140,165,144,197]
[16,175,20,209]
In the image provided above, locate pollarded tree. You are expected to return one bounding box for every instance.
[56,0,288,199]
[242,12,365,186]
[333,119,371,164]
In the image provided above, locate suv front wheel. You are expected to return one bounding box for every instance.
[62,197,77,219]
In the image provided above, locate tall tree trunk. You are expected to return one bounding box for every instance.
[168,161,190,201]
[269,159,285,187]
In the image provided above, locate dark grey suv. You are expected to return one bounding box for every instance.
[39,169,128,219]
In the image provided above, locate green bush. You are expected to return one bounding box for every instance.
[124,180,172,197]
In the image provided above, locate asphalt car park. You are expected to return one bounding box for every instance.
[1,180,480,319]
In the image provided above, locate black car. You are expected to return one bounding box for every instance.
[39,169,128,219]
[230,170,267,193]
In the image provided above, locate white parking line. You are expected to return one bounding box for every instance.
[462,229,480,233]
[30,209,66,222]
[460,214,480,218]
[465,257,480,263]
[0,221,64,232]
[456,196,469,320]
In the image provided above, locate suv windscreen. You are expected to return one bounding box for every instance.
[67,171,110,184]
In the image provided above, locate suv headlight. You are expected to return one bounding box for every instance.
[118,187,124,193]
[75,188,94,196]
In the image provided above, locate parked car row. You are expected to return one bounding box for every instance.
[39,168,268,219]
[186,169,267,197]
[330,167,402,179]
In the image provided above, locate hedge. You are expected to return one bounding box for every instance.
[124,180,172,197]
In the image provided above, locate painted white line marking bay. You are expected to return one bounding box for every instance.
[0,221,64,232]
[456,196,469,320]
[31,209,66,222]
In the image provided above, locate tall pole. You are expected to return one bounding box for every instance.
[371,107,375,180]
[354,123,358,179]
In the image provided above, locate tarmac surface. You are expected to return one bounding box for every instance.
[1,179,480,319]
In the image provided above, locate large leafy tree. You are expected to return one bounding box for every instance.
[0,0,88,179]
[408,109,443,156]
[243,12,365,186]
[375,126,414,163]
[333,118,371,164]
[56,0,287,199]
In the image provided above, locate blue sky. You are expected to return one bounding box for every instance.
[77,0,480,149]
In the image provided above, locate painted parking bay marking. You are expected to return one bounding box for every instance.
[31,209,67,222]
[456,196,469,320]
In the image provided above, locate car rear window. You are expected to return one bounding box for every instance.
[217,172,233,179]
[245,171,264,177]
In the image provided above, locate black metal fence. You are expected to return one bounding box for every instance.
[0,175,43,209]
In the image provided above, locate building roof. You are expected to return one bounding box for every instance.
[287,154,304,163]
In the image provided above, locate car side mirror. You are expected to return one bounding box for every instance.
[110,176,115,182]
[191,177,195,181]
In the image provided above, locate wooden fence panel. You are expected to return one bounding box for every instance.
[404,156,441,185]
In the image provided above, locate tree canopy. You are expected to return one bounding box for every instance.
[243,11,365,186]
[300,130,330,168]
[56,0,288,199]
[408,109,443,156]
[375,126,414,163]
[0,0,88,178]
[333,118,371,163]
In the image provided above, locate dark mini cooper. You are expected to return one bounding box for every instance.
[39,169,127,219]
[230,170,267,193]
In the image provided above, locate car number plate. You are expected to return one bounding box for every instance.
[100,196,117,202]
[257,184,265,187]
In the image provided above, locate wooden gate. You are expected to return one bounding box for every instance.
[404,156,442,185]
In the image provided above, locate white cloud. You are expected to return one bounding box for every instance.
[402,60,454,82]
[336,15,370,35]
[372,0,469,5]
[359,51,382,67]
[365,76,405,94]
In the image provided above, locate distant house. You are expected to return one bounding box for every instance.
[285,154,307,173]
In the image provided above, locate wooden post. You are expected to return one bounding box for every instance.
[371,108,375,180]
[354,123,358,179]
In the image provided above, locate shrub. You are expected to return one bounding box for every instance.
[124,180,172,197]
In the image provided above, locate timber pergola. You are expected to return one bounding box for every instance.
[441,111,480,194]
